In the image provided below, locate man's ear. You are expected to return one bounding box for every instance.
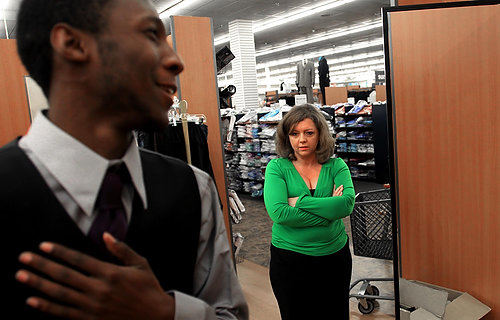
[50,23,93,63]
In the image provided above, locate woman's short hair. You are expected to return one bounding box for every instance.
[275,104,335,163]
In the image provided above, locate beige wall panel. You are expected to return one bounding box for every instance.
[171,16,231,244]
[398,0,469,5]
[390,5,499,318]
[325,86,348,105]
[0,40,30,146]
[376,85,387,102]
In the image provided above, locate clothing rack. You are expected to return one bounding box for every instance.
[134,102,214,179]
[168,100,207,165]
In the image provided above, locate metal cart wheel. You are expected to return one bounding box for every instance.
[358,299,375,314]
[368,285,380,296]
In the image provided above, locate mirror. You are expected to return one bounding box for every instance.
[214,1,398,317]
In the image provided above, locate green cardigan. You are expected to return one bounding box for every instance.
[263,157,355,256]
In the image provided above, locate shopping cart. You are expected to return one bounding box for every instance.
[349,188,394,314]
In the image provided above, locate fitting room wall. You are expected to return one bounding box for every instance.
[397,0,468,5]
[170,16,231,244]
[388,4,499,318]
[0,39,30,146]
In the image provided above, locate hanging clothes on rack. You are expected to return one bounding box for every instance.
[318,56,330,105]
[135,121,215,181]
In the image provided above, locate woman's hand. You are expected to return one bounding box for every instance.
[288,197,299,207]
[333,185,344,197]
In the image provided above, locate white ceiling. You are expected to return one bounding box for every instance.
[157,0,389,69]
[1,0,390,82]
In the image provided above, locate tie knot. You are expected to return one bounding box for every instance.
[97,164,130,210]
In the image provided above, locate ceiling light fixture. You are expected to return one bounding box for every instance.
[1,0,9,39]
[219,46,384,79]
[254,0,357,33]
[255,20,382,57]
[261,64,383,86]
[259,58,385,78]
[256,38,383,69]
[159,0,206,19]
[257,61,384,83]
[214,0,359,46]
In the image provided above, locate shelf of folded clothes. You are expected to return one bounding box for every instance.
[350,175,377,180]
[346,139,374,143]
[236,137,274,141]
[335,126,373,131]
[234,150,277,154]
[259,121,280,124]
[336,138,374,143]
[336,113,372,118]
[238,164,262,168]
[351,163,376,168]
[240,178,265,182]
[337,151,375,156]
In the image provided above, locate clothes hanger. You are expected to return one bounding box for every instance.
[179,100,192,165]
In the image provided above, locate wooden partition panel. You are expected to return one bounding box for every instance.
[325,86,347,104]
[398,0,469,5]
[0,40,30,146]
[170,16,231,243]
[389,4,499,318]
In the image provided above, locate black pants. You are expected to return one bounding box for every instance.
[320,85,327,105]
[269,242,352,320]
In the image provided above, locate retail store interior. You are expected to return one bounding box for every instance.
[1,0,498,319]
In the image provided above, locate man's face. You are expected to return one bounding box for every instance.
[93,0,183,130]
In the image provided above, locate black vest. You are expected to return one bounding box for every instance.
[0,139,201,319]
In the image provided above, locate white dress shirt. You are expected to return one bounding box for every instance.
[19,112,248,320]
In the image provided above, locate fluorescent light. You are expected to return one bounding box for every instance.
[1,0,8,39]
[256,21,382,57]
[158,0,205,19]
[254,0,358,33]
[214,0,360,46]
[214,35,230,47]
[220,49,384,79]
[256,62,385,85]
[331,64,385,76]
[256,38,383,69]
[259,58,384,79]
[327,51,384,65]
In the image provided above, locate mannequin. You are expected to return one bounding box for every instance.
[296,58,315,103]
[318,56,330,105]
[279,78,291,93]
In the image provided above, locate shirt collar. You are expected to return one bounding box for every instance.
[21,111,148,216]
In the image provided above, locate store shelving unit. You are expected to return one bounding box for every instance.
[334,102,389,183]
[222,113,281,196]
[222,105,387,192]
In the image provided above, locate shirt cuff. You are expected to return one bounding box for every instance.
[170,290,215,320]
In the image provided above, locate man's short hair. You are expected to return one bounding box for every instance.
[17,0,114,97]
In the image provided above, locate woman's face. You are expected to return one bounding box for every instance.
[288,118,319,159]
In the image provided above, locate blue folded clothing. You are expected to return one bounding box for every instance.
[347,105,364,114]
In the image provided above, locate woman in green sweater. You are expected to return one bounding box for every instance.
[264,104,355,320]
